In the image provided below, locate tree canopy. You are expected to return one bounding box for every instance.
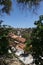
[0,0,43,14]
[24,15,43,65]
[17,0,42,9]
[0,0,12,14]
[31,15,43,65]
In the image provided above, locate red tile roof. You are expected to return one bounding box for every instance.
[8,33,26,43]
[16,43,26,50]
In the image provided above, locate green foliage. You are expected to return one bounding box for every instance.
[24,15,43,65]
[0,21,12,55]
[26,39,31,45]
[24,32,32,52]
[31,15,43,65]
[24,38,32,53]
[0,37,9,55]
[0,0,12,14]
[22,28,32,53]
[22,33,29,39]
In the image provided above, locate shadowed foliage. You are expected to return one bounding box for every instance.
[0,0,43,14]
[31,15,43,65]
[0,0,12,14]
[17,0,42,11]
[17,0,41,6]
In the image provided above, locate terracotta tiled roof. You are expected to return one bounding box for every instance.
[16,43,26,50]
[8,33,26,43]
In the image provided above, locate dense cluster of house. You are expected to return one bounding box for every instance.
[8,32,34,65]
[8,32,26,52]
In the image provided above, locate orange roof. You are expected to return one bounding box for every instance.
[8,33,26,43]
[16,43,26,50]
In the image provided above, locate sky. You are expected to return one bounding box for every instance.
[0,1,43,28]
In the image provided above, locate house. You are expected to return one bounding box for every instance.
[8,32,34,65]
[8,32,26,56]
[16,43,26,50]
[15,49,24,56]
[8,32,26,48]
[15,43,26,56]
[8,32,26,43]
[19,54,33,65]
